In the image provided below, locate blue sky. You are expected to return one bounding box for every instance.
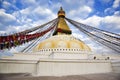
[0,0,120,53]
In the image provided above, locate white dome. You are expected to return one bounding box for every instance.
[33,35,91,52]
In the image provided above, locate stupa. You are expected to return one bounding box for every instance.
[33,7,91,59]
[0,7,118,76]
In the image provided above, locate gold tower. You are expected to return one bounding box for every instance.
[53,7,72,35]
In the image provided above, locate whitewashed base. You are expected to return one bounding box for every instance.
[0,59,112,76]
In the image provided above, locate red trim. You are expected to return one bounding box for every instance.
[57,28,63,32]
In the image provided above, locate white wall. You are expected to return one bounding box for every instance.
[88,54,120,60]
[111,60,120,73]
[0,54,113,76]
[0,60,37,75]
[51,53,88,59]
[0,59,112,76]
[37,59,112,76]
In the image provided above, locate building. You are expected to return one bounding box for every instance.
[0,7,120,76]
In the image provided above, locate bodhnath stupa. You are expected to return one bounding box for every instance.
[0,7,120,76]
[33,7,91,59]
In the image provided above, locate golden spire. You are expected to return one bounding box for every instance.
[58,7,65,18]
[54,7,72,35]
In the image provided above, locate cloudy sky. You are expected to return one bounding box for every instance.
[0,0,120,54]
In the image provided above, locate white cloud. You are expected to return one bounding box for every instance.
[65,0,94,7]
[104,0,120,15]
[114,11,120,16]
[72,15,102,28]
[68,6,92,19]
[81,6,92,13]
[13,6,56,22]
[104,8,115,15]
[2,1,19,10]
[65,0,80,4]
[50,2,62,10]
[5,6,56,34]
[21,0,37,6]
[102,15,120,30]
[12,7,33,25]
[34,7,56,19]
[72,11,120,32]
[25,0,36,4]
[2,1,11,9]
[81,15,102,27]
[34,7,53,16]
[71,11,120,52]
[103,15,120,24]
[65,0,94,19]
[113,0,120,8]
[20,7,31,15]
[0,9,6,12]
[86,0,94,7]
[0,9,16,23]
